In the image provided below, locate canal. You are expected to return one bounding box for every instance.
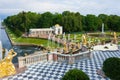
[0,22,40,63]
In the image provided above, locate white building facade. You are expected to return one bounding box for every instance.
[29,24,63,37]
[53,24,62,35]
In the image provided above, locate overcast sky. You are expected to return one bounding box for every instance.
[0,0,120,18]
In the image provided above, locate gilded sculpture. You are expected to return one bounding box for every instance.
[113,32,118,44]
[63,41,68,53]
[82,34,87,46]
[0,49,17,78]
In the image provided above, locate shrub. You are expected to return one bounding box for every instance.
[103,57,120,80]
[62,68,90,80]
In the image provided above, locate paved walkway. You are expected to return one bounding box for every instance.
[93,43,118,51]
[5,50,120,80]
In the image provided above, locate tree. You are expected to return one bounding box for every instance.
[98,14,109,30]
[39,12,53,28]
[53,13,62,25]
[21,11,31,32]
[26,11,41,28]
[62,68,90,80]
[3,11,120,35]
[75,12,83,31]
[85,14,96,31]
[103,57,120,80]
[62,11,72,32]
[107,15,120,31]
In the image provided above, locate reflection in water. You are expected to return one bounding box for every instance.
[0,22,41,63]
[12,45,41,63]
[0,23,12,50]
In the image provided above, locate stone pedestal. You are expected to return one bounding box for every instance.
[47,54,53,61]
[18,57,24,68]
[53,54,58,61]
[112,39,118,44]
[88,51,93,59]
[68,56,75,64]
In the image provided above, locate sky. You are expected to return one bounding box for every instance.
[0,0,120,19]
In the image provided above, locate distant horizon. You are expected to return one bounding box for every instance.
[1,0,120,20]
[1,10,120,20]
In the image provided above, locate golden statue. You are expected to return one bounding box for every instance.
[113,32,118,44]
[2,48,6,59]
[72,44,76,52]
[77,42,81,49]
[63,42,68,53]
[82,34,87,46]
[114,32,117,40]
[0,49,17,78]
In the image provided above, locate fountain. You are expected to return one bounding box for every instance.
[100,23,106,37]
[74,34,76,41]
[63,32,66,42]
[102,23,104,34]
[17,33,93,67]
[47,33,51,47]
[68,34,70,41]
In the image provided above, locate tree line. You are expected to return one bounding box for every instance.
[3,11,120,35]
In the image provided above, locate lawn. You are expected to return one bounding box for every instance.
[6,28,61,49]
[6,27,120,50]
[58,31,120,45]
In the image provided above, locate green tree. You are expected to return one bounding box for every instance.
[39,12,53,28]
[53,13,62,25]
[85,14,96,31]
[75,12,83,31]
[3,11,120,35]
[98,14,109,31]
[103,57,120,80]
[62,68,90,80]
[107,15,120,31]
[26,11,41,28]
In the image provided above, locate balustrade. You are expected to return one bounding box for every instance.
[18,50,92,68]
[56,50,92,64]
[18,53,47,68]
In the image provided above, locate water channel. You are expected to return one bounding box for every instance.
[0,22,41,63]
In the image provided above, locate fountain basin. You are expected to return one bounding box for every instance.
[93,43,118,51]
